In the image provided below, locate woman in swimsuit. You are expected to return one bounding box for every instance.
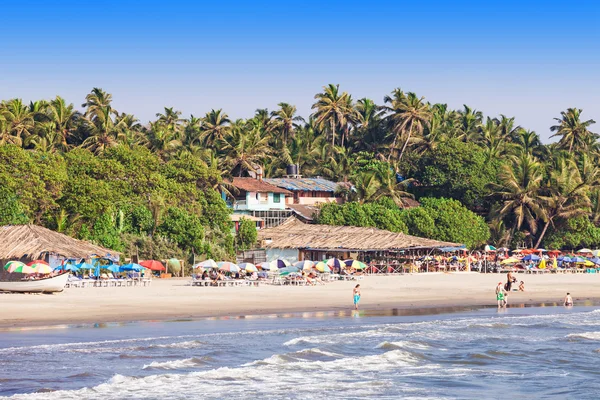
[353,284,361,310]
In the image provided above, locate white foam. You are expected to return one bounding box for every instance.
[376,340,430,350]
[142,357,208,370]
[567,331,600,341]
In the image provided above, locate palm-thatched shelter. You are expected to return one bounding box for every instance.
[257,217,462,264]
[0,225,119,269]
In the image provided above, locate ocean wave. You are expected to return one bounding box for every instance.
[244,348,343,366]
[566,332,600,341]
[376,340,430,351]
[142,356,212,370]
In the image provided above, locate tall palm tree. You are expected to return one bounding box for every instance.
[550,108,597,152]
[45,96,81,149]
[156,107,183,133]
[271,103,304,147]
[81,106,121,154]
[384,90,431,162]
[1,99,35,144]
[201,109,231,147]
[457,105,483,140]
[491,154,546,240]
[311,84,352,147]
[535,157,591,248]
[143,121,182,158]
[82,88,114,118]
[219,122,271,176]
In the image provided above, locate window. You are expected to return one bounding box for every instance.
[273,193,281,203]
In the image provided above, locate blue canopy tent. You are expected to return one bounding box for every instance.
[120,263,144,272]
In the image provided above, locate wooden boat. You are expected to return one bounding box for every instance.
[0,273,69,293]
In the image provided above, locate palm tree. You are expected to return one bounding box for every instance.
[384,90,431,162]
[513,129,544,158]
[156,107,183,133]
[143,122,182,158]
[535,158,591,248]
[311,84,352,147]
[45,96,81,149]
[201,109,231,147]
[1,99,35,144]
[220,122,271,176]
[372,167,414,207]
[271,103,304,146]
[457,105,483,139]
[81,106,121,154]
[491,154,546,241]
[550,108,597,152]
[82,88,113,116]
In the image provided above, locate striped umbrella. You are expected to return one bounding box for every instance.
[314,261,331,273]
[344,260,367,270]
[218,261,241,273]
[257,262,273,271]
[5,262,36,274]
[270,259,290,269]
[26,260,49,266]
[192,259,218,269]
[326,258,342,269]
[31,263,53,274]
[239,263,258,272]
[294,260,315,271]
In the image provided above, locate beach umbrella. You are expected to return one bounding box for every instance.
[192,259,218,270]
[314,261,330,273]
[26,260,48,266]
[76,262,94,270]
[239,263,258,272]
[106,264,121,273]
[120,263,144,272]
[522,254,541,262]
[578,248,593,253]
[537,248,547,252]
[552,258,558,269]
[592,250,600,257]
[29,263,53,274]
[590,257,600,266]
[294,260,315,271]
[326,258,343,269]
[560,256,572,263]
[344,260,367,270]
[500,258,520,265]
[218,261,241,273]
[269,259,290,269]
[55,262,80,272]
[538,258,547,269]
[279,265,301,274]
[484,245,496,252]
[4,261,35,274]
[573,257,587,263]
[140,260,166,271]
[4,261,26,271]
[497,247,510,252]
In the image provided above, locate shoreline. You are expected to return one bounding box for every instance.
[1,274,599,330]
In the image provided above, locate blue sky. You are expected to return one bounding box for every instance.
[1,0,598,141]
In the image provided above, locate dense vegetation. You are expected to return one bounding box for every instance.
[0,85,598,255]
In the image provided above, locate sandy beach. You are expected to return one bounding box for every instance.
[1,273,599,329]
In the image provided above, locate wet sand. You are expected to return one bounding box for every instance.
[1,273,599,328]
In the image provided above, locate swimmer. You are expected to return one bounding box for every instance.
[353,284,361,310]
[564,292,573,306]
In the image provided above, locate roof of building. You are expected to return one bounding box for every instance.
[258,217,461,251]
[0,225,119,261]
[263,177,340,193]
[286,204,319,222]
[231,178,292,195]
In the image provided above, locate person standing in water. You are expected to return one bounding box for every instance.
[496,282,506,308]
[353,284,361,310]
[564,292,573,306]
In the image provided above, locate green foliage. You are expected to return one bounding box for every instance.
[0,186,29,225]
[157,207,205,252]
[236,217,258,250]
[544,217,600,250]
[409,139,499,212]
[90,209,124,251]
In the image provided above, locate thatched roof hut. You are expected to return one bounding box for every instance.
[0,225,118,262]
[258,217,461,251]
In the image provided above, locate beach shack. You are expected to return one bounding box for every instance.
[257,217,461,265]
[263,177,344,206]
[0,224,118,280]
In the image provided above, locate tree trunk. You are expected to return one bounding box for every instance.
[331,118,336,147]
[397,123,414,162]
[534,220,551,249]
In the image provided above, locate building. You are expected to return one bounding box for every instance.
[226,177,293,228]
[263,177,344,206]
[257,217,461,264]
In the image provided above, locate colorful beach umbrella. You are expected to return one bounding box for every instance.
[26,260,48,266]
[314,261,331,273]
[344,260,367,270]
[30,263,53,274]
[538,258,547,269]
[522,254,541,262]
[578,248,593,253]
[239,263,258,272]
[269,259,290,269]
[294,260,315,271]
[326,258,342,269]
[5,262,36,274]
[501,258,520,265]
[279,266,301,275]
[218,261,241,273]
[76,262,95,270]
[257,262,274,271]
[140,260,166,271]
[192,259,218,270]
[484,245,496,252]
[4,261,25,271]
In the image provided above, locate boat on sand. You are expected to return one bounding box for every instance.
[0,273,69,293]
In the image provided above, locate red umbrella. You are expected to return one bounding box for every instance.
[140,260,165,271]
[26,260,49,266]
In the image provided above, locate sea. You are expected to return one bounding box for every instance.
[1,305,600,399]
